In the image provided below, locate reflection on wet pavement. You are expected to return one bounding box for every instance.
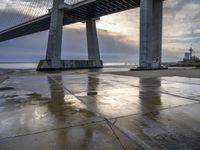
[161,77,200,100]
[0,76,102,139]
[0,72,200,150]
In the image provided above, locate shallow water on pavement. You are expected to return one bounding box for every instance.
[0,73,199,150]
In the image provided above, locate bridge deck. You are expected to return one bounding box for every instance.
[0,0,140,42]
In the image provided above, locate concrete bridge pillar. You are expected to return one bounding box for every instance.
[139,0,163,69]
[37,10,103,70]
[37,0,64,70]
[46,0,64,61]
[86,18,102,67]
[37,1,103,70]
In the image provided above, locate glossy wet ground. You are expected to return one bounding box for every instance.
[0,69,200,150]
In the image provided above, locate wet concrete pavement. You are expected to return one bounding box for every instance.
[0,70,200,150]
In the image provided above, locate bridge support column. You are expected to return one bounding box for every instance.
[139,0,164,69]
[37,0,64,70]
[37,3,102,70]
[37,17,103,70]
[86,18,103,68]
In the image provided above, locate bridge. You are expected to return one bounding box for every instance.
[0,0,164,70]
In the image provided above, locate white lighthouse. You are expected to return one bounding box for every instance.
[183,46,194,61]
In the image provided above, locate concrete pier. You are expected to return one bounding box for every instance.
[86,18,103,68]
[37,0,64,70]
[36,0,164,71]
[139,0,163,69]
[37,10,103,70]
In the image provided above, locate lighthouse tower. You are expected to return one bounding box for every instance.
[189,46,193,60]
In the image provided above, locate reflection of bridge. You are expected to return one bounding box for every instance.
[0,0,164,70]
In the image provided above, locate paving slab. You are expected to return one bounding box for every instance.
[0,122,124,150]
[0,75,102,139]
[51,74,198,119]
[161,77,200,100]
[113,103,200,150]
[51,74,134,94]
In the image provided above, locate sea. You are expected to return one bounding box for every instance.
[0,62,137,70]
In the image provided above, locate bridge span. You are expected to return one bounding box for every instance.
[0,0,165,70]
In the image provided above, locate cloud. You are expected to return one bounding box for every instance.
[0,26,139,63]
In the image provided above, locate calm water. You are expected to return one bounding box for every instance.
[0,63,37,69]
[0,62,136,69]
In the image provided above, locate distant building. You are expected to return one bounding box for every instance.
[183,47,193,61]
[184,52,191,61]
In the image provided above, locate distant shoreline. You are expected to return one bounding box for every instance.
[109,68,200,78]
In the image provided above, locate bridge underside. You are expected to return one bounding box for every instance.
[0,0,140,42]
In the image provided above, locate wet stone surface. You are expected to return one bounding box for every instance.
[0,71,199,150]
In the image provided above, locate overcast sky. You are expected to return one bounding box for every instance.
[0,0,200,63]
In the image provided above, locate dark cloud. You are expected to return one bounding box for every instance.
[0,27,139,63]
